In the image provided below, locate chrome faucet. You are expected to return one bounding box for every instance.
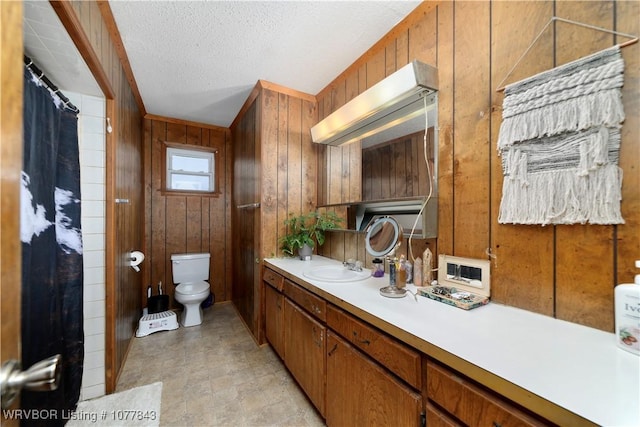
[343,259,363,272]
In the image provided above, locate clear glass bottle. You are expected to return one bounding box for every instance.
[372,258,385,277]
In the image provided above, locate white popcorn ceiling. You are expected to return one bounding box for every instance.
[108,0,422,127]
[22,0,421,128]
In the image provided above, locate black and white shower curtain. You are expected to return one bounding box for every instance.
[21,64,84,424]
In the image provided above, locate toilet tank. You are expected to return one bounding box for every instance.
[171,253,210,284]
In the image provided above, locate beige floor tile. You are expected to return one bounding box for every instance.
[116,303,325,426]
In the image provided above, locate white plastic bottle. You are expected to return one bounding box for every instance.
[615,260,640,356]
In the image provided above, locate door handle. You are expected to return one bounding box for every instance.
[0,354,61,409]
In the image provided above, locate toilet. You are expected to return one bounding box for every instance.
[171,253,211,327]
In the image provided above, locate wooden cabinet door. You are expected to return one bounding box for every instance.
[326,332,422,427]
[264,283,284,359]
[427,361,545,427]
[284,298,326,416]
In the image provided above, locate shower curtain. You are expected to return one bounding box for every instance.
[21,65,83,424]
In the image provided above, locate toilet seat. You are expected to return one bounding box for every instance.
[175,281,209,296]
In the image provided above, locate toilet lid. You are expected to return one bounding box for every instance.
[175,281,209,295]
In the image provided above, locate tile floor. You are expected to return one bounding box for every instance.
[116,303,325,426]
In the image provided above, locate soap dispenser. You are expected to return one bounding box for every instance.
[615,260,640,355]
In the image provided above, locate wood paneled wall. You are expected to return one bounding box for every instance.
[231,81,317,340]
[362,130,434,201]
[143,117,232,309]
[67,0,143,392]
[315,0,639,332]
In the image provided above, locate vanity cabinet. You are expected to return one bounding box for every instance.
[283,297,326,416]
[426,360,547,427]
[263,267,285,359]
[327,304,421,390]
[263,264,553,427]
[326,331,422,426]
[264,284,285,359]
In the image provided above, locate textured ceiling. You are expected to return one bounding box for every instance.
[109,0,421,127]
[22,1,421,128]
[23,0,101,97]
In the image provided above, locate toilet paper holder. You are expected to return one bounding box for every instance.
[128,251,145,272]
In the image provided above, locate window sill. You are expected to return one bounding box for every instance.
[160,189,221,198]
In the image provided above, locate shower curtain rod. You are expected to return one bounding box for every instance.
[24,55,79,113]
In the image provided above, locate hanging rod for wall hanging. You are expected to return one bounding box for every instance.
[23,55,79,113]
[496,16,638,93]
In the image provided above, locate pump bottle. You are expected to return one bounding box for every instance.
[615,260,640,356]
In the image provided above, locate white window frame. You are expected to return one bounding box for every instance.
[166,146,215,193]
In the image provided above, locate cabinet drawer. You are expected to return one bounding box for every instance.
[263,267,284,291]
[284,279,326,322]
[426,402,462,427]
[327,304,421,390]
[427,360,546,427]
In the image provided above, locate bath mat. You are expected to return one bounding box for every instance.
[497,45,625,225]
[67,382,162,427]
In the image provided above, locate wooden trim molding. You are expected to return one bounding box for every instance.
[258,80,317,103]
[230,79,317,130]
[96,0,146,115]
[144,113,229,132]
[49,0,115,99]
[104,99,116,393]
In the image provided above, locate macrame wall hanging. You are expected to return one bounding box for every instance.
[496,17,637,226]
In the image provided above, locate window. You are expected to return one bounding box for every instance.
[166,146,216,193]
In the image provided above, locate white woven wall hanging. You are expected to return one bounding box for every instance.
[497,45,626,225]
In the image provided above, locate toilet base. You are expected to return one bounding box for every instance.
[180,303,204,327]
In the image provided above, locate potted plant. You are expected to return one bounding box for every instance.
[280,210,343,259]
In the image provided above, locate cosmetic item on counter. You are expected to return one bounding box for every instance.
[396,255,407,288]
[423,248,433,284]
[406,261,413,284]
[389,258,397,287]
[413,257,423,287]
[372,258,385,277]
[615,260,640,356]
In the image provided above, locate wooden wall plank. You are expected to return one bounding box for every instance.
[366,49,386,89]
[451,1,491,259]
[262,88,279,258]
[490,1,555,314]
[302,98,319,211]
[396,29,409,68]
[150,121,167,295]
[186,196,202,252]
[616,0,640,287]
[186,125,201,146]
[436,1,455,258]
[554,0,617,330]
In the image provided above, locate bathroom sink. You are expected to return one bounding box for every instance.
[303,265,371,283]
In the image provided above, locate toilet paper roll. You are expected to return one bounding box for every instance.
[130,251,145,267]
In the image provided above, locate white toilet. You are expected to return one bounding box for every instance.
[171,253,211,327]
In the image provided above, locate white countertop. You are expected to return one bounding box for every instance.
[265,256,640,427]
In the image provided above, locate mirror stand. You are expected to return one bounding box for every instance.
[363,216,408,298]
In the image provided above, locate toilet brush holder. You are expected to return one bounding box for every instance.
[148,295,169,314]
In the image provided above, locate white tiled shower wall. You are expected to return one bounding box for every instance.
[65,91,106,400]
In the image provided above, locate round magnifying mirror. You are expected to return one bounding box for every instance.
[364,216,403,258]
